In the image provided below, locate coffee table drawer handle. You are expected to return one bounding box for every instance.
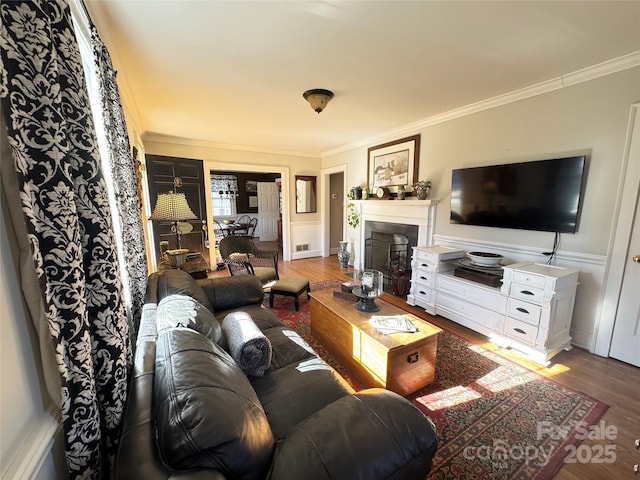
[407,352,419,364]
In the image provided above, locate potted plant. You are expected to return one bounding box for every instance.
[413,180,431,200]
[347,202,360,229]
[349,185,363,200]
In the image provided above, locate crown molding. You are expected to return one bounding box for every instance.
[322,51,640,159]
[141,132,321,159]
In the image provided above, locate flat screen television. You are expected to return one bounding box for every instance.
[450,156,587,233]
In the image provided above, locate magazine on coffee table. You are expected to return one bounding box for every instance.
[369,315,418,334]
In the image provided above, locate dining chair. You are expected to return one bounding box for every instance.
[248,217,258,237]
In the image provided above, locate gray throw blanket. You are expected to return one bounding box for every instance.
[222,312,272,377]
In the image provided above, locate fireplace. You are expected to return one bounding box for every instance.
[364,221,419,291]
[353,199,438,272]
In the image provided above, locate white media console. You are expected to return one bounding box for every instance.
[407,245,580,365]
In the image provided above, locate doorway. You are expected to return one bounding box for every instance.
[329,172,345,254]
[204,161,291,264]
[321,164,348,258]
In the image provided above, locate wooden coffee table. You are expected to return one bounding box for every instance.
[310,289,442,396]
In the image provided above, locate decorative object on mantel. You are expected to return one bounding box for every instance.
[337,241,350,268]
[367,134,420,197]
[413,180,431,200]
[349,185,363,200]
[397,185,406,200]
[302,88,334,113]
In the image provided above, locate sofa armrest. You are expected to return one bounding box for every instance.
[268,388,437,480]
[196,276,264,312]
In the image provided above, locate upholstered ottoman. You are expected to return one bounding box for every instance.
[269,277,310,311]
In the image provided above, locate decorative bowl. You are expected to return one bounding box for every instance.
[223,219,235,225]
[466,251,503,267]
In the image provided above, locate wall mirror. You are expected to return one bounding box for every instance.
[295,175,317,213]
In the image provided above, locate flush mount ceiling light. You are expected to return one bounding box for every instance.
[303,88,334,113]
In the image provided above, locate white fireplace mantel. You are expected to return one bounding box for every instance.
[351,199,438,269]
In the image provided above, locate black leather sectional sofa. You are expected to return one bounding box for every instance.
[112,269,438,479]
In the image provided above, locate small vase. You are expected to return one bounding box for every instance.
[416,187,429,200]
[397,185,406,200]
[337,241,350,268]
[351,187,362,200]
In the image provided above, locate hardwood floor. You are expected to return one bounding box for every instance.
[208,251,640,479]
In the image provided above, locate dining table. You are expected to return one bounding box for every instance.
[220,222,251,236]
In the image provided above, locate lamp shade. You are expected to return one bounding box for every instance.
[149,192,197,221]
[303,89,334,113]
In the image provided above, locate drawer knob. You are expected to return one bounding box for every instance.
[514,328,526,335]
[516,307,530,314]
[520,290,535,296]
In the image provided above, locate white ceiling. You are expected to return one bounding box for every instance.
[85,1,640,157]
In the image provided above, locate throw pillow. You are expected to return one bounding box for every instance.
[156,294,223,345]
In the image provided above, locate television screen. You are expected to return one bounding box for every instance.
[450,156,587,233]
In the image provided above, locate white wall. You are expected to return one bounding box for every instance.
[322,67,640,351]
[0,195,64,480]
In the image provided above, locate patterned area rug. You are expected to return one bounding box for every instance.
[266,280,608,480]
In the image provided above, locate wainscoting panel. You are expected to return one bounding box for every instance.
[290,221,323,260]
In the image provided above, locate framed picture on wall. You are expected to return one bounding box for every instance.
[246,180,257,193]
[367,134,420,194]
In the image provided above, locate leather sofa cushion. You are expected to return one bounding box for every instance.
[155,269,214,311]
[156,294,224,346]
[215,303,283,332]
[154,328,274,480]
[251,359,352,439]
[262,326,316,372]
[197,275,264,311]
[268,389,438,480]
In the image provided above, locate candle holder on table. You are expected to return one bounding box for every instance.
[353,269,384,312]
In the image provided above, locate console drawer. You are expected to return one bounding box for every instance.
[437,292,505,331]
[511,271,546,289]
[507,298,542,326]
[409,284,434,305]
[413,271,435,289]
[504,317,538,345]
[437,275,507,313]
[509,284,546,304]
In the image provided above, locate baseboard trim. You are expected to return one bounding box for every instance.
[2,407,60,480]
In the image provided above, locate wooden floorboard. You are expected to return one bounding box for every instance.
[209,251,639,479]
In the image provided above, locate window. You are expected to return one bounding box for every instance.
[210,174,239,218]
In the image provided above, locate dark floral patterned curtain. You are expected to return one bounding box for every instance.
[1,1,136,478]
[90,23,147,338]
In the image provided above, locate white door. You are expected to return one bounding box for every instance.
[257,182,279,242]
[609,106,640,367]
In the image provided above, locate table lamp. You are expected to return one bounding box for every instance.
[149,192,197,250]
